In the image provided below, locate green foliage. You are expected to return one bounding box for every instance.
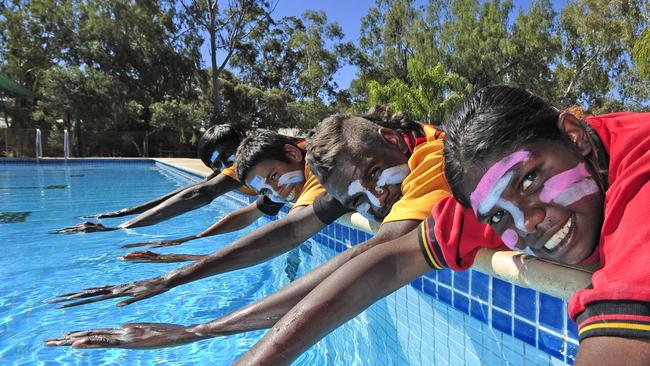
[150,97,207,143]
[633,27,650,78]
[368,60,468,122]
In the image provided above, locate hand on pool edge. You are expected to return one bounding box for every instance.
[45,323,205,349]
[48,277,170,308]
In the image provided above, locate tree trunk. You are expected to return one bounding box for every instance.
[75,116,82,157]
[209,0,221,123]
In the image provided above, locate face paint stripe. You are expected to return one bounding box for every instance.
[501,229,519,250]
[248,170,305,203]
[471,151,530,211]
[210,150,220,163]
[277,170,305,186]
[376,164,410,187]
[540,163,592,203]
[477,172,512,215]
[348,180,382,207]
[498,199,528,233]
[552,179,599,206]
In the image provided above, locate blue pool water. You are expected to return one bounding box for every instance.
[0,161,397,365]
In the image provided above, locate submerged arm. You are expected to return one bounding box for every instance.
[50,204,327,308]
[235,228,431,365]
[120,201,265,250]
[118,174,240,228]
[161,204,324,288]
[84,174,217,218]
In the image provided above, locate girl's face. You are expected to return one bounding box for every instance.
[463,138,604,264]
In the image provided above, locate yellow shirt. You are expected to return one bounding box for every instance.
[220,164,258,196]
[382,125,451,224]
[292,162,326,208]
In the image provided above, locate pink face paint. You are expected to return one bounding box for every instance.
[540,163,589,202]
[501,229,519,250]
[470,151,530,212]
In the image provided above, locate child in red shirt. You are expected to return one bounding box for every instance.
[419,85,650,365]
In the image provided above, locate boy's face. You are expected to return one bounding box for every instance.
[324,128,409,221]
[245,146,306,203]
[463,139,604,264]
[207,143,238,172]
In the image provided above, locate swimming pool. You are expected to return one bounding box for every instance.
[0,160,575,365]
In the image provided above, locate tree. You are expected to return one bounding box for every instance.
[555,0,649,109]
[179,0,273,123]
[367,59,468,123]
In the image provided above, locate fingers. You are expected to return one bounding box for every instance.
[117,290,160,307]
[45,328,125,347]
[63,328,124,337]
[72,336,124,348]
[118,251,159,262]
[49,286,114,304]
[56,293,123,309]
[120,241,157,249]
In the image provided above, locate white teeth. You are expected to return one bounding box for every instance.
[286,190,295,202]
[544,218,572,251]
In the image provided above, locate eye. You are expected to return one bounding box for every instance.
[490,210,507,225]
[522,172,537,191]
[270,173,277,181]
[259,188,270,195]
[369,168,379,182]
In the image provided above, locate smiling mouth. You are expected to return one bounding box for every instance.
[285,189,296,202]
[542,215,575,253]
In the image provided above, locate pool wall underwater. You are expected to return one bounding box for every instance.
[154,160,579,366]
[2,158,578,365]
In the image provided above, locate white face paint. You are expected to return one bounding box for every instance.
[356,203,378,221]
[346,163,410,218]
[210,151,235,171]
[210,150,220,163]
[248,170,305,203]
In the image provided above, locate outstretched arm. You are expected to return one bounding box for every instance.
[118,174,240,229]
[121,201,264,250]
[51,204,327,308]
[46,220,420,349]
[235,228,430,365]
[83,173,217,219]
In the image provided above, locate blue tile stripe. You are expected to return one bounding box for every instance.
[220,188,576,365]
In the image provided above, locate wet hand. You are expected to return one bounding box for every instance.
[81,209,129,219]
[49,221,118,234]
[121,237,193,249]
[119,251,204,263]
[49,277,169,308]
[45,323,201,349]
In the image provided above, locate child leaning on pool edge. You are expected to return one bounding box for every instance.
[418,85,650,365]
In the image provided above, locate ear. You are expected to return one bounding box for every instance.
[557,112,592,157]
[283,143,304,163]
[378,127,410,155]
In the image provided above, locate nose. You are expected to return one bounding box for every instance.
[519,205,546,250]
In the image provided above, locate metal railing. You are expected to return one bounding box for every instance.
[1,127,198,158]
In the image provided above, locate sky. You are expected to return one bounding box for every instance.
[205,0,569,90]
